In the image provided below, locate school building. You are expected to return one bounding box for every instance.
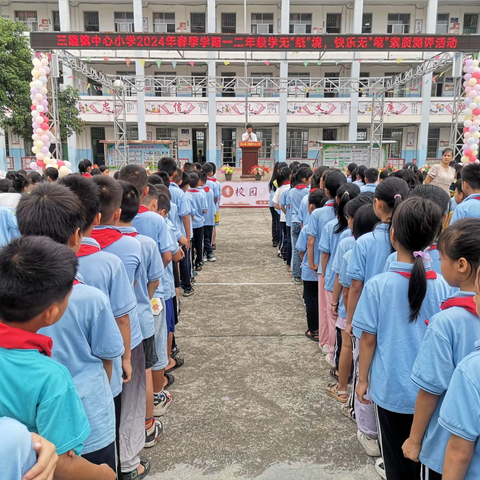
[0,0,478,169]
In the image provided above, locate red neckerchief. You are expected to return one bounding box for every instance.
[82,172,92,178]
[91,228,123,249]
[138,205,149,214]
[441,296,478,316]
[283,181,291,186]
[207,177,217,183]
[395,271,438,280]
[429,244,438,251]
[73,279,81,286]
[123,232,139,237]
[203,186,210,193]
[311,188,318,192]
[77,243,100,257]
[295,185,309,190]
[325,201,335,207]
[0,323,53,357]
[188,189,200,193]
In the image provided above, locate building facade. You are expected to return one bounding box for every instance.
[0,0,478,170]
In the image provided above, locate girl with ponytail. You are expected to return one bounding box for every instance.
[354,197,449,479]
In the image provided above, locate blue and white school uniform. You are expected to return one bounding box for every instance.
[117,227,164,341]
[169,182,191,237]
[198,185,216,226]
[384,245,441,275]
[297,192,311,227]
[39,281,124,455]
[186,189,208,229]
[280,189,292,228]
[168,201,184,237]
[411,291,480,474]
[296,227,317,283]
[450,192,480,224]
[0,417,37,477]
[353,180,365,187]
[132,209,173,256]
[438,345,480,480]
[305,199,336,275]
[0,206,19,247]
[289,186,310,226]
[207,177,221,213]
[360,183,377,193]
[352,262,450,414]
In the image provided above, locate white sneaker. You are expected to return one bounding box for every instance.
[321,344,330,355]
[325,353,335,367]
[153,390,172,417]
[375,457,386,479]
[356,430,381,457]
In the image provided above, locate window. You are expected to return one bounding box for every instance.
[84,12,99,31]
[385,72,405,98]
[52,11,60,31]
[357,129,367,141]
[427,128,440,159]
[359,72,370,97]
[153,13,175,33]
[155,72,177,97]
[383,128,403,159]
[387,14,410,34]
[251,13,274,34]
[221,13,236,34]
[116,71,135,95]
[323,129,337,141]
[289,13,312,34]
[288,72,310,97]
[436,14,449,34]
[156,128,178,142]
[324,73,339,98]
[286,128,309,159]
[362,13,372,34]
[114,12,134,32]
[251,73,274,97]
[89,80,103,96]
[256,129,272,159]
[126,126,138,141]
[464,14,478,34]
[191,13,205,33]
[15,11,38,31]
[431,72,444,96]
[326,13,341,34]
[24,138,34,157]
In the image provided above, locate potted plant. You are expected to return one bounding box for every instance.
[249,164,270,181]
[220,165,234,181]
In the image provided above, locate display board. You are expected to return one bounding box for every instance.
[107,143,170,168]
[321,143,387,169]
[30,32,477,52]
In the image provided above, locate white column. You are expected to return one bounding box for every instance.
[133,0,147,141]
[348,0,363,141]
[278,0,290,162]
[418,0,438,165]
[59,0,77,166]
[207,0,217,164]
[0,128,6,171]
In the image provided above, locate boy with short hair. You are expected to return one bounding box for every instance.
[361,168,378,193]
[183,162,195,173]
[91,176,149,480]
[0,236,115,480]
[198,170,216,262]
[186,171,207,270]
[450,163,480,223]
[16,184,124,474]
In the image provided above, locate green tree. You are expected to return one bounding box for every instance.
[0,17,84,145]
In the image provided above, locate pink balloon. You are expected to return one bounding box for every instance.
[57,160,65,167]
[474,71,480,80]
[41,134,49,143]
[41,123,49,130]
[473,108,480,116]
[41,146,49,154]
[470,90,478,99]
[466,86,473,94]
[470,155,478,162]
[465,74,472,82]
[465,149,473,157]
[29,162,37,170]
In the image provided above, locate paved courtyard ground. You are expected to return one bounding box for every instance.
[147,208,378,480]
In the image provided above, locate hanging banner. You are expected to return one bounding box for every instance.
[107,143,170,167]
[217,101,279,116]
[220,182,270,208]
[30,32,476,52]
[145,100,208,115]
[287,101,349,116]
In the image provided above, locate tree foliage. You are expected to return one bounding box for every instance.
[0,17,84,143]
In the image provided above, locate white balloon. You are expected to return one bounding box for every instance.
[32,110,39,118]
[38,68,46,76]
[35,93,44,102]
[32,134,39,141]
[41,58,48,66]
[33,59,42,68]
[64,161,72,169]
[39,76,48,84]
[32,99,39,106]
[465,109,473,117]
[36,105,44,113]
[34,80,43,89]
[471,103,478,110]
[39,87,47,95]
[35,116,43,125]
[36,153,44,160]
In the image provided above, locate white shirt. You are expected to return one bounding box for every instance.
[272,184,290,222]
[242,132,258,142]
[0,193,22,213]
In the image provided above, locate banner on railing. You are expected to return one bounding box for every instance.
[217,101,279,116]
[145,100,208,115]
[288,102,349,116]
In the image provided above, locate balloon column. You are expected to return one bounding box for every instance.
[462,58,480,164]
[29,56,72,176]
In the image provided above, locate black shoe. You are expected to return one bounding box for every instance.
[272,241,278,247]
[121,457,151,479]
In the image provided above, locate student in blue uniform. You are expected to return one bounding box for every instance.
[289,166,313,284]
[280,186,292,270]
[0,205,19,247]
[198,170,216,262]
[346,163,357,183]
[352,165,367,187]
[186,171,208,271]
[297,190,326,342]
[16,184,124,473]
[383,184,450,275]
[90,176,148,480]
[345,177,409,461]
[204,162,221,250]
[327,195,376,402]
[117,181,166,448]
[450,162,480,224]
[298,167,326,228]
[438,337,480,479]
[273,167,291,261]
[307,170,346,352]
[319,183,360,365]
[0,236,115,480]
[402,219,480,480]
[354,197,450,480]
[360,168,378,193]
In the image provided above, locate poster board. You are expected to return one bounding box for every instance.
[320,142,392,169]
[103,141,172,168]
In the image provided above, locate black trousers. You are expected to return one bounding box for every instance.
[113,394,121,476]
[179,246,191,290]
[421,465,442,480]
[269,206,277,244]
[83,441,116,474]
[285,226,292,267]
[303,280,319,333]
[376,405,421,480]
[280,222,288,260]
[275,212,282,246]
[334,326,342,369]
[204,225,214,255]
[193,227,204,266]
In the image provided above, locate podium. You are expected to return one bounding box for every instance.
[239,141,262,178]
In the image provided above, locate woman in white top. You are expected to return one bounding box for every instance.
[424,148,456,194]
[0,173,27,213]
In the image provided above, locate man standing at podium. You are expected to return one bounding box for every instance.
[242,123,258,142]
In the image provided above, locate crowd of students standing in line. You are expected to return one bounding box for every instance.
[269,156,480,480]
[0,159,222,480]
